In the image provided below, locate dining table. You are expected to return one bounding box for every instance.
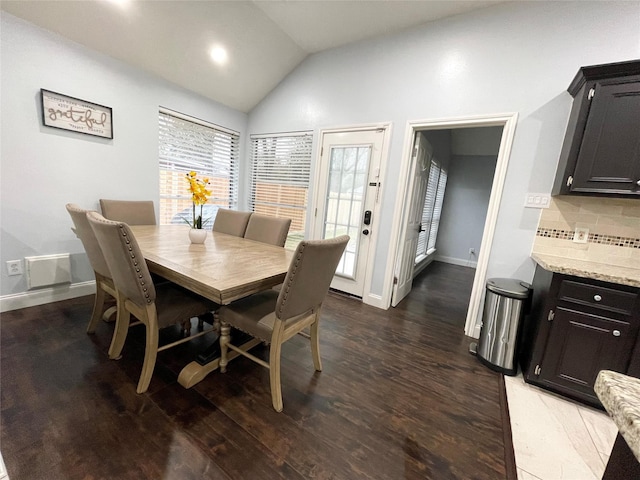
[130,224,294,388]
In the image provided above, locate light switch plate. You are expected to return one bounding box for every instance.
[524,193,550,209]
[573,227,589,244]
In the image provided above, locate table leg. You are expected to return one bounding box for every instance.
[177,337,262,388]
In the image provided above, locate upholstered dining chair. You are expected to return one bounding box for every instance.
[212,208,252,237]
[99,199,157,225]
[218,235,349,412]
[243,214,292,247]
[66,203,119,336]
[87,211,217,394]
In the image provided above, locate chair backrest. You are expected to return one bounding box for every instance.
[99,199,157,225]
[212,208,252,237]
[66,203,111,278]
[87,211,156,306]
[244,214,292,247]
[276,235,349,321]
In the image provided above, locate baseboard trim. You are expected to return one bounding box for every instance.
[363,293,387,309]
[471,323,482,339]
[434,255,477,269]
[0,281,95,313]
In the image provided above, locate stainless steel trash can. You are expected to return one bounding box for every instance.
[472,278,532,375]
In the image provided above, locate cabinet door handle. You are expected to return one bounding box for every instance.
[613,330,621,337]
[593,294,602,302]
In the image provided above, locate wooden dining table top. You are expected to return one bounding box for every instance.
[130,225,293,305]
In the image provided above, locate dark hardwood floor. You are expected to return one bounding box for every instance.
[396,261,476,328]
[1,261,508,479]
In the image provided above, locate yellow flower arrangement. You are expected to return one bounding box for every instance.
[184,171,212,229]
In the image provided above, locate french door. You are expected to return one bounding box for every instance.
[313,129,385,297]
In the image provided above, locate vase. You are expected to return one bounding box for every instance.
[189,228,207,244]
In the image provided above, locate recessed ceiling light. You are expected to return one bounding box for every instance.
[209,46,228,66]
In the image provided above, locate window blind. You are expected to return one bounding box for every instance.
[416,158,447,261]
[158,109,239,225]
[249,132,312,249]
[427,169,447,253]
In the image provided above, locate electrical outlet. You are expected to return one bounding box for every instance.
[573,227,589,244]
[6,260,23,276]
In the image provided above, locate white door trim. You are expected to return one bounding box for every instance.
[382,112,519,337]
[310,123,392,307]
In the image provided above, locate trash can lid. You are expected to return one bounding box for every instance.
[486,278,531,299]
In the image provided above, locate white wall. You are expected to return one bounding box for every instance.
[435,127,501,266]
[436,154,498,265]
[247,1,640,306]
[0,14,247,300]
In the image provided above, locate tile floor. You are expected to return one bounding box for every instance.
[0,451,7,480]
[505,374,618,480]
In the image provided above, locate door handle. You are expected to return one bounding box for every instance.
[362,229,370,236]
[418,223,425,233]
[363,210,372,225]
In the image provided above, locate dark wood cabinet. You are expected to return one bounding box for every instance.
[552,59,640,197]
[521,267,640,408]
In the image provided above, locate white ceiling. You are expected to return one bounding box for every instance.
[2,0,503,113]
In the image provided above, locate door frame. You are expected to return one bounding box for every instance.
[384,113,518,337]
[310,123,392,305]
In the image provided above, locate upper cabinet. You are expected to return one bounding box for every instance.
[552,60,640,197]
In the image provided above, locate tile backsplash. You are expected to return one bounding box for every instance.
[532,196,640,269]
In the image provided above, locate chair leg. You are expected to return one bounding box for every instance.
[269,341,283,412]
[219,322,231,373]
[137,321,159,394]
[310,317,323,372]
[108,298,129,360]
[87,284,107,334]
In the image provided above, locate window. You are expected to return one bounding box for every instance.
[249,132,313,249]
[416,158,447,262]
[158,108,239,226]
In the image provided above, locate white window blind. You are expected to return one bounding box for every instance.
[249,132,312,249]
[158,109,239,225]
[428,169,447,252]
[416,158,447,261]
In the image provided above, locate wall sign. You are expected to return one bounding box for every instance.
[41,89,113,139]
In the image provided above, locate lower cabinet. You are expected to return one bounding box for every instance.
[521,267,640,408]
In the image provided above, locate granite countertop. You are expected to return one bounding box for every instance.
[595,370,640,462]
[531,253,640,288]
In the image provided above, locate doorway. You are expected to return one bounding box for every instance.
[312,126,390,298]
[388,113,518,337]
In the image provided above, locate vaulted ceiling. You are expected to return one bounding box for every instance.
[2,1,503,112]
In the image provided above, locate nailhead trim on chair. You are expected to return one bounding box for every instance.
[228,323,271,344]
[118,224,152,303]
[277,242,304,317]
